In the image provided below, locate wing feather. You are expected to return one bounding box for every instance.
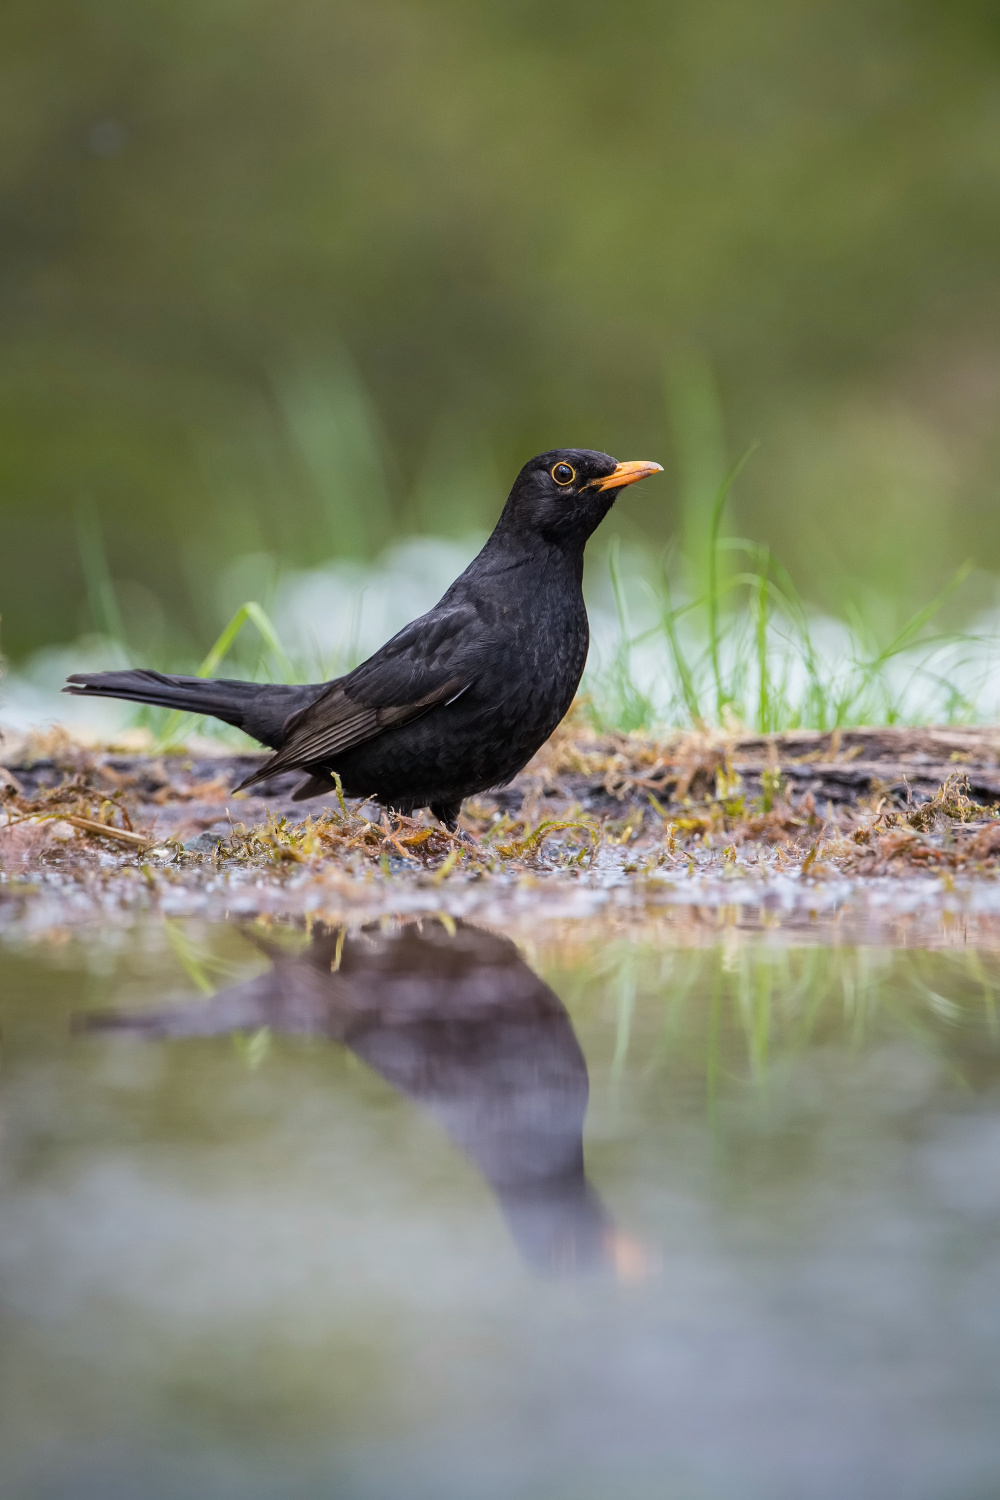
[233,679,470,792]
[233,600,479,793]
[276,681,461,768]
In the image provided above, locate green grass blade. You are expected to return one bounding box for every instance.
[156,600,294,747]
[197,601,294,681]
[707,442,759,718]
[754,548,770,733]
[871,560,973,665]
[75,499,128,653]
[648,565,703,724]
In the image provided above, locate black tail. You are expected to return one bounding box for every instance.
[63,670,321,750]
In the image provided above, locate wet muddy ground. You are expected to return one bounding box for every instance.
[4,722,1000,938]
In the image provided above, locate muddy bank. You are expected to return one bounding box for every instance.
[2,722,1000,938]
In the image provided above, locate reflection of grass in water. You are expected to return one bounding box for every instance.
[140,922,1000,1111]
[577,944,1000,1112]
[163,921,293,1069]
[165,920,220,995]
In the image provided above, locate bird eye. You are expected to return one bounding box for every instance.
[551,462,575,485]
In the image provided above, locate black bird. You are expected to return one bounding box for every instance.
[64,448,662,828]
[78,918,644,1275]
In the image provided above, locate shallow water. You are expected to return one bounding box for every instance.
[2,915,1000,1499]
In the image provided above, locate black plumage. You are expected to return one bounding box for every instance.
[64,448,661,827]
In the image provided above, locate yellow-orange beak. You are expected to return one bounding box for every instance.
[588,459,663,492]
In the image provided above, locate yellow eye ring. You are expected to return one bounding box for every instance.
[551,462,576,485]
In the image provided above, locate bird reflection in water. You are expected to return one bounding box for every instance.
[81,919,646,1278]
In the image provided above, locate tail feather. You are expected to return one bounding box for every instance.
[63,670,321,750]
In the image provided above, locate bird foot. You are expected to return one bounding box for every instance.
[429,799,464,834]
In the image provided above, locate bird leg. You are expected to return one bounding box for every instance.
[430,798,463,832]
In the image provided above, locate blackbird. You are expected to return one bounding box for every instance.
[64,448,662,827]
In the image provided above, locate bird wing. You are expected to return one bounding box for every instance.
[233,603,476,791]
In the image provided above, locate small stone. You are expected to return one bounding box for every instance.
[182,831,227,854]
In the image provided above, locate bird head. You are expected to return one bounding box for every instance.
[504,449,663,545]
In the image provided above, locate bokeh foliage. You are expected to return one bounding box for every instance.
[3,0,1000,659]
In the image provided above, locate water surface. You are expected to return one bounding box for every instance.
[1,915,1000,1499]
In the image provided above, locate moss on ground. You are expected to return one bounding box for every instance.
[4,721,1000,898]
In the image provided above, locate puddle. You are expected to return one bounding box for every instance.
[1,912,1000,1498]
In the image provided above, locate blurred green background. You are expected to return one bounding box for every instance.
[3,0,1000,665]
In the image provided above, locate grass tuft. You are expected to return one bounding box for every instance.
[588,480,981,736]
